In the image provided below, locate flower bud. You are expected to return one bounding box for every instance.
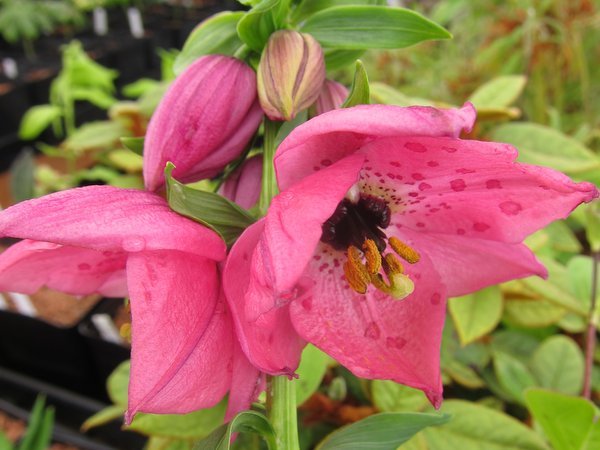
[218,155,262,210]
[257,30,326,121]
[144,55,263,192]
[315,80,348,115]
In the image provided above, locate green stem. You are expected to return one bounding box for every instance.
[259,118,281,216]
[267,375,300,450]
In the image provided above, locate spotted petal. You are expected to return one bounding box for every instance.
[0,240,127,297]
[275,103,476,190]
[0,186,226,261]
[289,244,447,406]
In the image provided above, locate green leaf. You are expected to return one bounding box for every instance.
[467,75,527,109]
[71,87,116,109]
[291,0,386,23]
[0,432,14,450]
[18,396,54,450]
[316,412,449,450]
[323,48,365,70]
[295,344,333,405]
[106,149,144,172]
[371,381,429,413]
[146,437,194,450]
[81,405,124,431]
[9,149,35,203]
[585,202,600,252]
[120,137,145,156]
[174,12,245,75]
[19,104,62,140]
[493,352,537,404]
[530,336,584,395]
[130,399,227,439]
[237,0,290,51]
[301,6,451,50]
[62,121,130,153]
[193,411,276,450]
[448,286,503,345]
[404,400,548,450]
[503,297,567,328]
[490,123,600,179]
[122,78,161,98]
[491,330,540,364]
[369,81,435,106]
[525,389,599,450]
[107,360,130,406]
[165,163,255,246]
[341,60,370,107]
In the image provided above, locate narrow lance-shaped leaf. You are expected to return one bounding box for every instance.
[291,0,387,24]
[120,136,144,156]
[301,6,451,50]
[341,59,370,108]
[174,12,245,75]
[165,163,255,246]
[316,412,449,450]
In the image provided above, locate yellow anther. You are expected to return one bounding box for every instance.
[344,246,370,294]
[362,239,382,274]
[383,253,404,275]
[389,237,420,264]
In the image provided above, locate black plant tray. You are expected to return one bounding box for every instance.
[0,366,145,449]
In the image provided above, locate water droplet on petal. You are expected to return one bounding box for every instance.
[122,237,146,252]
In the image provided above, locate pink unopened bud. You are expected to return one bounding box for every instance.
[144,55,263,192]
[218,155,262,210]
[257,30,326,121]
[315,80,349,115]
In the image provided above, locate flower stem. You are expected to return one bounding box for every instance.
[583,251,599,399]
[267,375,300,450]
[259,118,281,216]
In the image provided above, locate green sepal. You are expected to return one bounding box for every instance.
[120,136,145,156]
[174,12,245,75]
[341,60,370,107]
[165,163,255,246]
[193,410,276,450]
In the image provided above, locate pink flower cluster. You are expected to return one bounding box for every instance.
[0,55,597,422]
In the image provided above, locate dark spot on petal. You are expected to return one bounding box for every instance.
[364,322,381,340]
[321,159,332,166]
[456,168,475,174]
[418,182,432,191]
[386,336,407,350]
[499,201,522,215]
[412,173,425,180]
[457,228,465,235]
[427,161,439,167]
[78,263,91,271]
[442,146,457,153]
[473,222,490,232]
[486,179,502,189]
[450,179,466,192]
[431,293,442,305]
[405,142,427,153]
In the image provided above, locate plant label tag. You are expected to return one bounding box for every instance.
[8,292,37,317]
[93,7,108,36]
[91,313,124,344]
[127,7,145,38]
[2,58,18,80]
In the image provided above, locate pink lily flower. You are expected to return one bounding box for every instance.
[143,55,263,192]
[224,103,599,405]
[0,186,261,422]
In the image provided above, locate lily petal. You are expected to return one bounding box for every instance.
[361,136,599,243]
[275,103,476,190]
[225,341,265,421]
[0,240,127,297]
[0,186,226,260]
[257,154,365,300]
[126,250,231,421]
[219,155,263,210]
[397,229,547,297]
[224,220,305,375]
[289,244,446,406]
